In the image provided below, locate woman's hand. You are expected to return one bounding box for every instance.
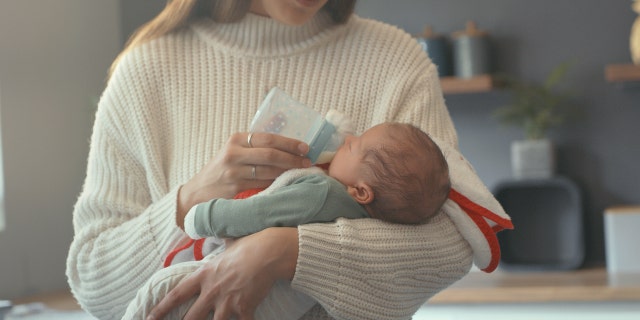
[147,227,300,320]
[177,132,310,228]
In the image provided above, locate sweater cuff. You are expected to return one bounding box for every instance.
[291,223,342,311]
[183,205,202,239]
[148,185,188,255]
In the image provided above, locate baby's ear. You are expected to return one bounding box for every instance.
[347,183,374,205]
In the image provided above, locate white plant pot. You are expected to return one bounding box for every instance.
[511,139,555,179]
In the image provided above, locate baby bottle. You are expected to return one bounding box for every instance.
[250,87,352,164]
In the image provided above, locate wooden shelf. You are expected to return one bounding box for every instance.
[429,268,640,304]
[605,64,640,82]
[440,74,496,94]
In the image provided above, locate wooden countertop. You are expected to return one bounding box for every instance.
[13,290,81,311]
[12,268,640,311]
[429,267,640,304]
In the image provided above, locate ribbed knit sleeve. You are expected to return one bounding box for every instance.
[294,215,472,320]
[393,62,459,148]
[66,52,187,320]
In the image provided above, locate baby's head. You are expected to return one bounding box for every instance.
[328,122,450,224]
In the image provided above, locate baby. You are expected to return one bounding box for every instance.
[123,122,451,320]
[183,122,451,240]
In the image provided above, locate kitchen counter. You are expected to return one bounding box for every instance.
[11,268,640,312]
[429,267,640,304]
[13,291,81,311]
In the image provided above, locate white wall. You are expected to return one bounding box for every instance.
[0,0,121,298]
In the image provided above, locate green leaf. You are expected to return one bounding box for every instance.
[544,60,572,89]
[493,60,579,140]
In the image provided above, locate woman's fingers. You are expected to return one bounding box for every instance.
[233,132,312,183]
[182,294,215,320]
[245,147,311,170]
[211,303,232,320]
[238,132,309,156]
[147,272,202,320]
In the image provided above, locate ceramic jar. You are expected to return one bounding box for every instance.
[416,26,453,77]
[452,21,491,78]
[632,0,640,64]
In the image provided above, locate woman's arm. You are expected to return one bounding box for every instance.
[294,216,472,320]
[66,80,186,320]
[393,63,459,148]
[290,61,473,319]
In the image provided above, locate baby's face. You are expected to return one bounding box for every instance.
[328,123,390,187]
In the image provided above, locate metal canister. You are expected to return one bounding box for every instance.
[631,0,640,64]
[452,21,491,78]
[416,26,452,77]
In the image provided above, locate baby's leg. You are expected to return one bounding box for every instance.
[122,256,317,320]
[121,259,203,320]
[256,280,318,320]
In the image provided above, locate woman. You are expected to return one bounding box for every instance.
[66,0,474,319]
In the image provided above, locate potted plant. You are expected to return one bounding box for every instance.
[494,61,577,179]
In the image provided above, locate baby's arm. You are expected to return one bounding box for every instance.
[184,175,367,239]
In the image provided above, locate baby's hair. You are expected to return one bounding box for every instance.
[360,123,450,224]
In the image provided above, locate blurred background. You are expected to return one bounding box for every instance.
[0,0,638,309]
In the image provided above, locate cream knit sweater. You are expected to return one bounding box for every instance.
[66,12,473,320]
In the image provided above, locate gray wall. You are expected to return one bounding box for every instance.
[354,0,640,265]
[0,1,121,298]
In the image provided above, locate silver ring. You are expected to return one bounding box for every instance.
[251,166,256,180]
[247,132,254,148]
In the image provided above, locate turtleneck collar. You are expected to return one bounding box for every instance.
[190,11,347,57]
